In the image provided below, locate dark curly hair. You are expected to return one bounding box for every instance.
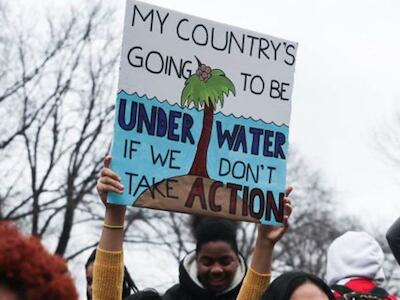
[190,216,239,254]
[262,271,335,300]
[0,222,78,300]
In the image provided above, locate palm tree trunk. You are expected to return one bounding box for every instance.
[189,103,214,178]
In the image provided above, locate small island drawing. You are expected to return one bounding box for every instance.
[135,57,261,223]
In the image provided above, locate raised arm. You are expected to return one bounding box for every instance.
[93,156,126,300]
[236,187,293,300]
[97,156,126,251]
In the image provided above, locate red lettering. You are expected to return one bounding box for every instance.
[249,188,264,219]
[242,185,249,217]
[209,181,223,212]
[185,177,207,209]
[227,183,241,214]
[265,191,284,222]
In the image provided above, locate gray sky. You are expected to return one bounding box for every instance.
[13,0,400,295]
[20,0,400,227]
[130,0,400,230]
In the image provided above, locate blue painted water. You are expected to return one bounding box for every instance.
[109,91,288,224]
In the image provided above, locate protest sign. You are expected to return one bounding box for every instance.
[109,0,297,225]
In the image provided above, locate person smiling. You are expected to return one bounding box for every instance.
[92,156,293,300]
[163,217,246,300]
[93,156,246,300]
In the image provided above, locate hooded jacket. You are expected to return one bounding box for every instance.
[326,231,397,300]
[326,231,386,286]
[163,251,246,300]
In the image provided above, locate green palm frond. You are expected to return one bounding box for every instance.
[181,69,235,110]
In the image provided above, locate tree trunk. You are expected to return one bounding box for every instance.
[189,104,214,178]
[55,180,75,256]
[55,201,75,256]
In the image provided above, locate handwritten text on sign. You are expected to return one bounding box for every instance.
[109,0,297,225]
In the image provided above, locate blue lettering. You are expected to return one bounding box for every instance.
[216,121,239,149]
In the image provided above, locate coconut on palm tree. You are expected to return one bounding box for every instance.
[181,57,235,178]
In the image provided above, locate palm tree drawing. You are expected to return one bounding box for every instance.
[181,57,235,178]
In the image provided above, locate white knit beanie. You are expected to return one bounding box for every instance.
[326,231,385,286]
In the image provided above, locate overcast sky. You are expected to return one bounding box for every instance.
[19,0,400,226]
[12,0,400,295]
[127,0,400,231]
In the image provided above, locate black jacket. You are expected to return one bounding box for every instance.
[163,252,246,300]
[386,217,400,265]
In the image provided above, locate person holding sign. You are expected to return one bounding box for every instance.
[162,216,246,300]
[92,156,132,300]
[94,156,246,300]
[94,1,297,298]
[92,156,294,300]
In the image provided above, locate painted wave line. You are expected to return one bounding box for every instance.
[117,89,289,128]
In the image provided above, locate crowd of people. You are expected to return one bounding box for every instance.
[0,155,399,299]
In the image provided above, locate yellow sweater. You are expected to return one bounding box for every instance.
[236,268,270,300]
[93,247,270,300]
[93,248,124,300]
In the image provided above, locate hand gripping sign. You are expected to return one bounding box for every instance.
[109,0,297,225]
